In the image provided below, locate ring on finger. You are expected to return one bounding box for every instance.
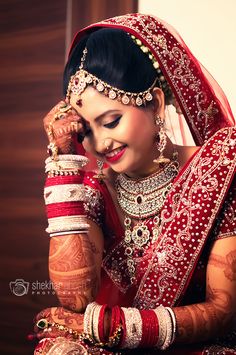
[54,112,66,120]
[59,103,72,113]
[36,318,50,330]
[54,104,72,120]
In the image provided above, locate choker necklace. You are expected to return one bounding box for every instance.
[115,159,179,219]
[115,157,179,285]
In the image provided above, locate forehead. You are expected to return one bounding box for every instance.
[70,87,125,122]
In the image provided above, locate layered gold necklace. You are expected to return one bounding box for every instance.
[115,158,179,284]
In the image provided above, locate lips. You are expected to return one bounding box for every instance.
[105,145,127,163]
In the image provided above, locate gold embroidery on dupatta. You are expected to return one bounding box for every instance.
[133,127,236,309]
[96,14,220,144]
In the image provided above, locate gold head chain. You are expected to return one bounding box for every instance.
[66,33,171,107]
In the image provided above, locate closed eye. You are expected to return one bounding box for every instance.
[104,116,122,129]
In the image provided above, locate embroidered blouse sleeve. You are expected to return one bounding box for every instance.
[83,172,105,227]
[212,176,236,240]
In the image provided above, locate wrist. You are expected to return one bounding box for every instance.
[45,154,88,177]
[44,156,90,236]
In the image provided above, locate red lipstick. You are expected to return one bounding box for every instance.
[105,146,126,163]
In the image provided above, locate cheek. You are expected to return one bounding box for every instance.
[122,115,154,143]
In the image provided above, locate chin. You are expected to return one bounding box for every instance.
[109,165,127,175]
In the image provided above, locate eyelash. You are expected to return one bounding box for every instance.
[104,116,122,129]
[84,116,122,137]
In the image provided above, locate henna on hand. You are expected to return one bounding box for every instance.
[208,250,236,281]
[49,233,101,312]
[34,307,84,340]
[174,242,236,344]
[43,101,85,154]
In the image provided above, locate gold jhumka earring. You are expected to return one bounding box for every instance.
[93,160,106,180]
[153,116,171,165]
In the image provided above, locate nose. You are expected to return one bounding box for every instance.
[90,126,112,153]
[103,138,112,152]
[93,133,112,154]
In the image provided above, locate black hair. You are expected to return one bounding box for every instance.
[63,28,158,97]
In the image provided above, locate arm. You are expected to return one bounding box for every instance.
[49,221,104,313]
[174,235,236,343]
[35,236,235,347]
[43,101,104,312]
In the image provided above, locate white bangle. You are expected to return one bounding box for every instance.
[49,230,88,237]
[92,304,103,343]
[45,154,89,176]
[46,215,89,234]
[153,305,174,350]
[83,302,98,335]
[121,307,142,349]
[45,154,89,165]
[166,307,177,344]
[44,184,87,205]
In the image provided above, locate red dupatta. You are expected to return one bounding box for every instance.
[96,127,235,309]
[68,14,236,308]
[69,13,235,146]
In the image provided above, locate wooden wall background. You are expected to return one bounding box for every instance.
[0,0,137,354]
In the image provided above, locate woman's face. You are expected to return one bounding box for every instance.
[70,87,161,178]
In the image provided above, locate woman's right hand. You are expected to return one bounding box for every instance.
[43,100,85,154]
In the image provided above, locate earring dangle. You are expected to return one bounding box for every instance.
[153,116,170,165]
[93,159,106,180]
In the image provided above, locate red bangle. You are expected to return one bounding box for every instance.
[139,309,159,348]
[120,308,126,348]
[109,306,120,337]
[108,306,123,348]
[45,174,84,187]
[98,304,108,343]
[46,202,85,218]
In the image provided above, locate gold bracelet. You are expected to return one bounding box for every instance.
[36,318,79,339]
[79,324,123,348]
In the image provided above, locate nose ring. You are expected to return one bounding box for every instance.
[103,138,111,151]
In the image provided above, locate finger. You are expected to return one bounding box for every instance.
[53,120,84,139]
[35,309,51,322]
[45,101,73,127]
[70,121,83,133]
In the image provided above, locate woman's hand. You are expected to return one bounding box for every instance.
[43,100,85,154]
[34,306,84,340]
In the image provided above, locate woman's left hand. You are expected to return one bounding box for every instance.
[34,307,84,340]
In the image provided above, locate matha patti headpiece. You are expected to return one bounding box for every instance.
[66,34,171,107]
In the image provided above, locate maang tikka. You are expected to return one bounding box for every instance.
[66,47,157,107]
[153,116,170,165]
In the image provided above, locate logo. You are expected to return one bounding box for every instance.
[9,279,30,296]
[9,279,62,296]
